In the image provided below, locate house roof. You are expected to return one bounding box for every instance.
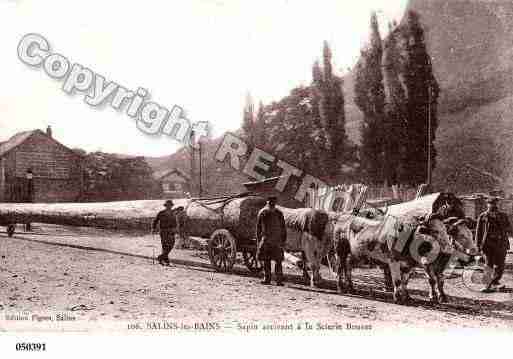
[0,129,82,158]
[154,168,191,181]
[0,130,37,157]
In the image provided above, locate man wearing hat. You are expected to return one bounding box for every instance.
[256,196,287,286]
[475,197,512,292]
[152,200,180,266]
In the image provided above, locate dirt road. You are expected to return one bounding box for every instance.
[1,224,513,333]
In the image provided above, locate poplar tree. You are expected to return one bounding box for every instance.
[312,41,351,183]
[401,11,440,185]
[382,26,408,184]
[242,92,255,147]
[354,12,386,185]
[253,101,267,150]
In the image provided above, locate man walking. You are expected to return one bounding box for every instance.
[256,196,287,286]
[476,197,512,292]
[152,200,179,266]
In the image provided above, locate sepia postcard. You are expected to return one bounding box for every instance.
[1,0,513,357]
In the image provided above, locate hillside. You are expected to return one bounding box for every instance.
[148,0,513,196]
[407,0,513,193]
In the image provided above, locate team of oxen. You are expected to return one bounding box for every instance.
[282,193,479,304]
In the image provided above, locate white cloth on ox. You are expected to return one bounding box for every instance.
[347,214,419,263]
[345,217,390,262]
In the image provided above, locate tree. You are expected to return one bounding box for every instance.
[242,92,256,147]
[382,26,408,184]
[312,41,353,183]
[253,101,268,150]
[401,11,440,186]
[82,152,162,201]
[354,12,387,185]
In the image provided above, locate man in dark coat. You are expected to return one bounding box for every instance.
[152,200,180,266]
[475,197,512,292]
[256,196,287,286]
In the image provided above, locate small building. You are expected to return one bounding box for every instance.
[154,168,191,198]
[0,127,84,203]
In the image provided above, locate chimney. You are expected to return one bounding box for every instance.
[46,125,52,138]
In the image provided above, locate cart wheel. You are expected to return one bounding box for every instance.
[208,229,237,273]
[7,225,15,237]
[242,250,262,274]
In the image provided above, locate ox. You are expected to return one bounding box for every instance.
[331,211,478,304]
[379,215,478,303]
[329,212,417,303]
[406,216,478,303]
[282,208,330,287]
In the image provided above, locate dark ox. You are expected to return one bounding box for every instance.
[281,207,330,287]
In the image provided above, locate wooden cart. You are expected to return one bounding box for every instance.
[182,194,266,274]
[207,228,261,274]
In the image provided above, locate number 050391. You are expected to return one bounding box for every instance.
[16,343,46,351]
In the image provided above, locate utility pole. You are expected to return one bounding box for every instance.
[198,138,203,197]
[427,82,432,189]
[189,130,196,196]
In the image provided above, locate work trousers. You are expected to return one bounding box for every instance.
[159,229,176,262]
[484,245,507,285]
[263,260,283,283]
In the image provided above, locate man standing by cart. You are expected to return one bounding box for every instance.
[476,197,512,292]
[152,200,180,266]
[256,196,287,286]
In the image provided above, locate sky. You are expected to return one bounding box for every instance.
[0,0,408,157]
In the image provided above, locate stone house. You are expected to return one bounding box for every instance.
[0,127,84,203]
[154,168,191,198]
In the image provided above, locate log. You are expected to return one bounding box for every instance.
[180,195,266,241]
[0,192,453,239]
[0,200,190,231]
[386,192,442,219]
[0,195,267,240]
[386,192,465,221]
[328,192,452,223]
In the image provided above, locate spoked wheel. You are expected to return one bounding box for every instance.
[242,250,262,274]
[7,225,15,237]
[208,229,237,273]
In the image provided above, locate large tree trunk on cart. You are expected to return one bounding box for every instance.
[0,195,268,236]
[180,195,266,241]
[0,192,451,233]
